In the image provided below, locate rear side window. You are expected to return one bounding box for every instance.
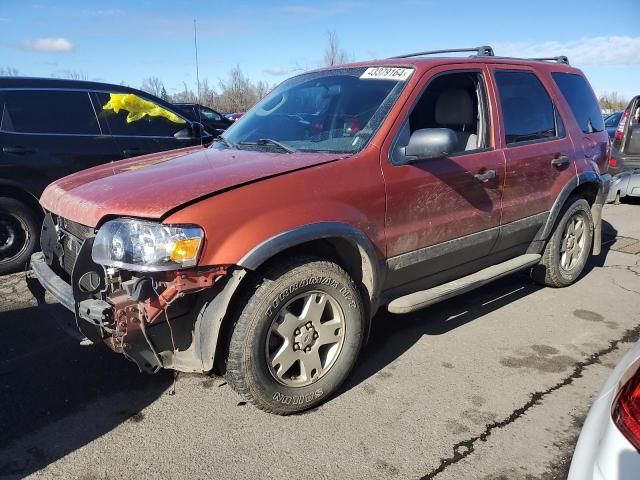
[1,90,100,135]
[95,92,187,137]
[552,72,604,134]
[495,71,557,145]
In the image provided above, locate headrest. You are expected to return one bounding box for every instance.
[435,89,473,126]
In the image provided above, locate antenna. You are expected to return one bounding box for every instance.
[193,19,203,145]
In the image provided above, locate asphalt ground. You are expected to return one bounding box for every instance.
[0,201,638,480]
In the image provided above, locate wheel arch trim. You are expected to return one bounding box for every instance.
[238,221,383,303]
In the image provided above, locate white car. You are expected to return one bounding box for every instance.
[568,340,640,479]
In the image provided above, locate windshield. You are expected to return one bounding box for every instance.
[604,111,622,128]
[222,66,413,153]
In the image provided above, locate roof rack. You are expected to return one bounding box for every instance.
[390,45,495,59]
[389,46,571,65]
[528,56,570,65]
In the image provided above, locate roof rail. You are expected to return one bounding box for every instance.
[528,56,570,65]
[390,45,494,59]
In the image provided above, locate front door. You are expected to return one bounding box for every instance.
[380,66,504,292]
[92,91,198,159]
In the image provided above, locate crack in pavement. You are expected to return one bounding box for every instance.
[419,322,640,480]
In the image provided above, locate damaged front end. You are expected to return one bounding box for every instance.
[31,213,243,373]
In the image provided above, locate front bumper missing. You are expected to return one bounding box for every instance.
[31,251,75,311]
[31,251,164,372]
[30,250,233,374]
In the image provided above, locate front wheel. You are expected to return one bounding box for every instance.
[532,197,594,287]
[0,197,40,275]
[224,256,365,414]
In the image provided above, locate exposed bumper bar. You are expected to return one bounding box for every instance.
[30,252,75,312]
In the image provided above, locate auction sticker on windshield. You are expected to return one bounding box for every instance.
[361,67,412,81]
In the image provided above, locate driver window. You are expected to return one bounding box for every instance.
[392,71,487,163]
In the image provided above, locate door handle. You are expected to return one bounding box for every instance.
[551,154,570,168]
[3,146,36,155]
[122,148,141,158]
[474,169,497,183]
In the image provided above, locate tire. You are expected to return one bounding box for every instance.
[224,256,365,414]
[0,197,40,275]
[532,196,594,288]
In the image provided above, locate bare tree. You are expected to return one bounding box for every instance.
[215,65,259,113]
[172,82,198,103]
[49,70,88,80]
[0,66,19,76]
[140,77,166,98]
[599,91,628,112]
[323,30,350,66]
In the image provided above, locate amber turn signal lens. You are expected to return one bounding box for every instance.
[170,238,202,262]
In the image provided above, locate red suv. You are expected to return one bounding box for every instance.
[31,46,610,414]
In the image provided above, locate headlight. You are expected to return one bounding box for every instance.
[92,219,204,271]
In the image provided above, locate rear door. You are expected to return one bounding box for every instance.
[92,91,199,159]
[0,88,117,197]
[489,66,577,254]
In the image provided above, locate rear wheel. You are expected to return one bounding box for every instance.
[532,197,593,287]
[0,197,40,275]
[224,256,365,414]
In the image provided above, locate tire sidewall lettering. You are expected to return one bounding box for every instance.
[272,389,324,405]
[266,274,357,317]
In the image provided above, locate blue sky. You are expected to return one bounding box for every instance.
[1,0,639,99]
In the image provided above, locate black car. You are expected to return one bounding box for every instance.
[173,103,232,135]
[610,96,640,175]
[0,77,211,274]
[604,111,623,139]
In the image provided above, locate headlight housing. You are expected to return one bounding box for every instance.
[92,219,204,272]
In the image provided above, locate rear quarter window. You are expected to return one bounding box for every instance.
[551,72,604,134]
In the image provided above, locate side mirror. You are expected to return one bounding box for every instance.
[402,128,457,163]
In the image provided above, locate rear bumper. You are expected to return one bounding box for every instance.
[607,169,640,202]
[30,252,75,312]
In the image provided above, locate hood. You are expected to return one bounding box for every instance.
[41,145,346,227]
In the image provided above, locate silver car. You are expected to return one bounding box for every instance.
[568,340,640,479]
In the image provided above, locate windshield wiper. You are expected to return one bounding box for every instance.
[239,138,296,153]
[214,136,236,149]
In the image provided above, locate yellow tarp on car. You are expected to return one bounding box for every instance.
[102,93,185,124]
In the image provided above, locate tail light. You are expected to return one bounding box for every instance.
[609,157,617,168]
[612,367,640,452]
[614,107,630,142]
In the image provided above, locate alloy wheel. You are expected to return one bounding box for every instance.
[560,213,586,271]
[265,290,346,387]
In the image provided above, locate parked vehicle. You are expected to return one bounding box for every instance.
[173,103,232,135]
[608,96,640,203]
[605,111,623,139]
[0,77,210,274]
[224,112,244,122]
[30,46,610,414]
[568,339,640,479]
[610,97,640,175]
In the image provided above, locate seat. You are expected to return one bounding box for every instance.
[434,89,478,152]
